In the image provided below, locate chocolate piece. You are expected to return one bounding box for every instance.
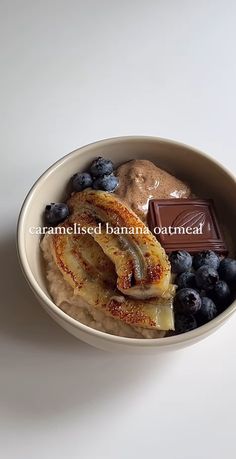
[147,199,227,254]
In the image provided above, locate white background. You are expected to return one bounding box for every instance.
[1,1,236,458]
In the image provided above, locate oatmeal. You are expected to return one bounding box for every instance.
[41,235,166,339]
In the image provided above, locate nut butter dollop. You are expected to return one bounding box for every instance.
[114,159,191,222]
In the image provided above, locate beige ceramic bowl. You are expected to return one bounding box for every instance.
[17,137,236,352]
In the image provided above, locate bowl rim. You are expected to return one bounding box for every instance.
[17,135,236,347]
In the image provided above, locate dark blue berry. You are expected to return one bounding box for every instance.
[218,258,236,285]
[44,203,69,225]
[72,172,93,192]
[196,297,218,325]
[169,250,192,274]
[177,272,196,290]
[212,280,231,309]
[93,174,119,192]
[195,265,219,291]
[175,313,197,334]
[90,157,114,177]
[174,288,202,314]
[193,250,220,270]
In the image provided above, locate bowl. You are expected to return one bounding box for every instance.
[17,136,236,352]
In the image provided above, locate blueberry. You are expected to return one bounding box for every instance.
[175,313,197,334]
[44,203,69,225]
[169,250,192,274]
[195,265,219,291]
[196,297,218,325]
[218,258,236,285]
[193,250,220,270]
[174,288,202,314]
[211,280,231,309]
[176,272,196,290]
[93,174,119,192]
[72,172,93,192]
[90,157,114,177]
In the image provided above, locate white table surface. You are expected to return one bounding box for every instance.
[1,1,236,458]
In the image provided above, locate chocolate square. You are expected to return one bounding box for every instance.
[147,199,227,254]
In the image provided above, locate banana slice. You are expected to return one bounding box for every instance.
[50,229,174,331]
[68,189,173,300]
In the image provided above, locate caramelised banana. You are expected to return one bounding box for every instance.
[68,189,173,300]
[50,229,174,330]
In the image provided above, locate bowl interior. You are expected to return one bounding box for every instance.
[19,137,236,343]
